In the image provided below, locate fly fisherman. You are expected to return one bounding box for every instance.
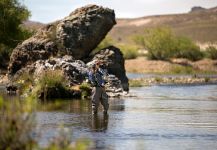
[88,61,109,115]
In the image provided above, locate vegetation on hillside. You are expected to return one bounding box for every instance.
[205,46,217,59]
[118,44,139,59]
[94,26,217,62]
[0,0,32,69]
[109,6,217,44]
[133,27,204,61]
[92,36,139,59]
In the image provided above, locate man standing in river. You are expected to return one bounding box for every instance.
[88,61,109,115]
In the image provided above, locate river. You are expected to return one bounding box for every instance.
[1,83,217,149]
[37,84,217,150]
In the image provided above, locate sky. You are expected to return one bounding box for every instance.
[20,0,217,23]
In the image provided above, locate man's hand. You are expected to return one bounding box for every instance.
[101,84,106,91]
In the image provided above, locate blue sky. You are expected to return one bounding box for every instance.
[20,0,217,23]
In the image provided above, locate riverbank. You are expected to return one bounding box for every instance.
[129,75,217,87]
[125,57,217,74]
[2,56,217,92]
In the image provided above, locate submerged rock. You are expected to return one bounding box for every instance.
[8,5,116,75]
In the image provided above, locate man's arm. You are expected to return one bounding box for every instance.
[88,71,96,86]
[99,68,108,76]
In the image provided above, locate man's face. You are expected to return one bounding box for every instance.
[96,64,100,69]
[92,66,97,72]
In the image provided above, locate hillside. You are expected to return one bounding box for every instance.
[23,6,217,45]
[22,20,44,31]
[108,6,217,44]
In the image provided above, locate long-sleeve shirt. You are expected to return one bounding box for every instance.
[88,69,105,87]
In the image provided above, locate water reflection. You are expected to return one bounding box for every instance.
[38,99,92,113]
[91,114,109,132]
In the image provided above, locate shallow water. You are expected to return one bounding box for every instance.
[37,84,217,150]
[1,84,217,150]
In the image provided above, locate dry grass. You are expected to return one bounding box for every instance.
[125,57,174,73]
[125,57,217,74]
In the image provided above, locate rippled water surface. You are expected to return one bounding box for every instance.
[1,84,217,150]
[35,84,217,150]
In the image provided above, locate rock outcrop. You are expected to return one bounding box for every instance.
[8,5,116,75]
[15,54,128,96]
[16,55,88,86]
[7,5,129,98]
[87,46,129,91]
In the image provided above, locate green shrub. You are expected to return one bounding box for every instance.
[79,82,92,99]
[155,77,163,82]
[171,65,194,74]
[0,0,31,47]
[129,79,144,87]
[132,27,204,61]
[205,46,217,59]
[118,44,139,59]
[92,36,139,59]
[33,70,69,99]
[0,96,90,150]
[16,72,34,95]
[132,35,145,48]
[0,0,33,69]
[38,70,66,89]
[0,96,36,150]
[174,36,204,61]
[205,77,210,82]
[141,27,177,60]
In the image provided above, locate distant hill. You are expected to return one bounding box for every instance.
[108,6,217,44]
[23,6,217,44]
[22,20,44,31]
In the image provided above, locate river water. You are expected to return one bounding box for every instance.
[1,84,217,150]
[35,84,217,150]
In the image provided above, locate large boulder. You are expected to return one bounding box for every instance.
[8,5,116,75]
[87,46,129,91]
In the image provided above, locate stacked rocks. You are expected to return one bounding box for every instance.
[7,5,129,98]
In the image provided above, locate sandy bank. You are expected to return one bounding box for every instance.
[125,57,217,74]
